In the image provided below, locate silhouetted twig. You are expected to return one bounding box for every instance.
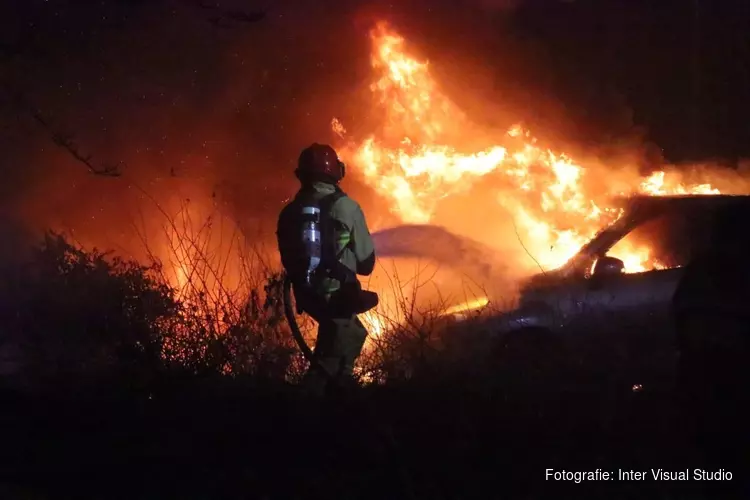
[1,83,123,177]
[32,110,123,177]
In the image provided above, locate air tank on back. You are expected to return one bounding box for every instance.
[300,204,322,286]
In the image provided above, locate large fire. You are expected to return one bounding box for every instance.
[121,21,737,344]
[331,22,726,333]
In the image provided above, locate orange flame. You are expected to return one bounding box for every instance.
[334,22,724,279]
[147,21,737,347]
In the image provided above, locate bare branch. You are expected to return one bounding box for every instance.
[1,83,123,177]
[512,217,546,275]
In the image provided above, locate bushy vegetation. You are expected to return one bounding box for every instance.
[0,233,297,388]
[0,232,461,392]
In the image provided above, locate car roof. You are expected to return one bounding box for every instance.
[611,194,750,213]
[563,194,750,270]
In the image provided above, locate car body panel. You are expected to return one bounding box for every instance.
[508,267,685,336]
[461,194,750,384]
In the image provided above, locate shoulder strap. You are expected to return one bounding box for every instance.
[321,188,349,251]
[316,188,356,284]
[318,188,346,215]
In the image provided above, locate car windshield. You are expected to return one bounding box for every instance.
[606,205,714,273]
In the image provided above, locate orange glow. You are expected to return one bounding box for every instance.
[443,296,490,317]
[113,21,743,350]
[333,22,726,280]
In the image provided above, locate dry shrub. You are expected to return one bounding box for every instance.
[0,232,177,388]
[356,263,498,385]
[0,195,507,391]
[133,197,308,381]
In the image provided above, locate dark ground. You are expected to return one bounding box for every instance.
[1,373,747,500]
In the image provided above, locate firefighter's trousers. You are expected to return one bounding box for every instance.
[302,314,368,396]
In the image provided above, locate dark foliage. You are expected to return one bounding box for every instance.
[0,233,303,390]
[0,233,176,389]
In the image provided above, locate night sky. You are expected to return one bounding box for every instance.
[2,0,749,254]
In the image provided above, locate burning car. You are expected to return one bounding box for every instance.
[449,194,750,388]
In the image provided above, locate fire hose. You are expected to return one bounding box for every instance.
[281,273,333,381]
